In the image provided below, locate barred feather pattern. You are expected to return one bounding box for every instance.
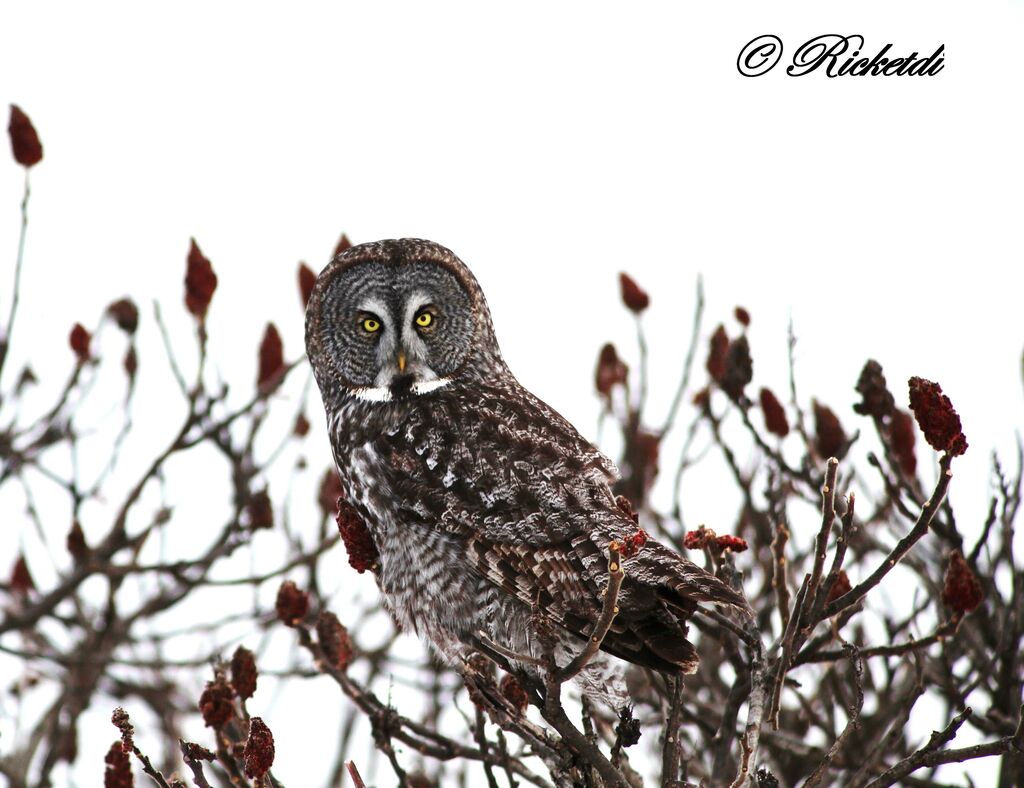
[307,239,748,705]
[327,374,746,681]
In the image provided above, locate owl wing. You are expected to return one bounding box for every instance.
[373,380,747,673]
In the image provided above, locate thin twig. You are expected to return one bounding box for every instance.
[661,275,704,437]
[153,301,189,397]
[811,492,855,626]
[861,705,1014,788]
[729,626,765,788]
[795,617,960,665]
[346,760,367,788]
[296,628,551,787]
[541,670,629,788]
[695,606,757,646]
[129,745,172,788]
[803,457,839,627]
[768,574,810,728]
[786,315,811,449]
[803,644,864,787]
[634,315,649,419]
[557,543,625,682]
[824,453,955,618]
[771,520,791,632]
[738,405,817,490]
[661,676,686,785]
[474,706,501,788]
[0,169,30,386]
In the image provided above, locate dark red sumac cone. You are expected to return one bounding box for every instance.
[889,408,917,477]
[257,323,284,392]
[337,500,379,573]
[813,400,846,460]
[715,534,748,553]
[106,299,139,335]
[734,306,750,327]
[245,489,274,530]
[275,580,309,626]
[706,325,728,383]
[334,233,353,257]
[243,717,275,779]
[942,551,983,615]
[721,336,753,402]
[500,674,529,714]
[298,262,317,307]
[198,673,235,728]
[683,526,714,550]
[853,359,894,419]
[8,105,43,167]
[10,554,35,594]
[231,646,258,700]
[616,528,648,559]
[595,343,628,400]
[908,377,968,456]
[184,239,217,319]
[69,323,91,362]
[67,520,89,562]
[316,610,354,671]
[759,387,789,438]
[618,272,650,313]
[103,741,133,788]
[825,570,852,605]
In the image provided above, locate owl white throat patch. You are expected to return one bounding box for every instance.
[349,376,454,403]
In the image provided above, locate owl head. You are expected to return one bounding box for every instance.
[305,239,504,404]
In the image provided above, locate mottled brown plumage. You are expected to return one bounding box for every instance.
[305,239,747,696]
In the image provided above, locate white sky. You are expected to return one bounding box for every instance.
[2,2,1022,785]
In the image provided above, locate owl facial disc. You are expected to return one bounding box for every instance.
[305,240,489,406]
[343,291,454,402]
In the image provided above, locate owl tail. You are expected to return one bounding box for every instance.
[609,541,751,673]
[623,540,748,610]
[625,608,702,674]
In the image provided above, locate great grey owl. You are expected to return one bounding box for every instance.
[305,239,747,698]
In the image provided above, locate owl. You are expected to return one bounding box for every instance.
[305,239,747,699]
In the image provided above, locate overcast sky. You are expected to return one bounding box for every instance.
[2,2,1022,784]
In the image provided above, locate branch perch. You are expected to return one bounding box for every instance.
[556,542,625,683]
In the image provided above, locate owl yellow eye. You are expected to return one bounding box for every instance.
[361,317,381,333]
[415,311,434,328]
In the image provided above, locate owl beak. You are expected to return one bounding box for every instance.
[396,352,407,373]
